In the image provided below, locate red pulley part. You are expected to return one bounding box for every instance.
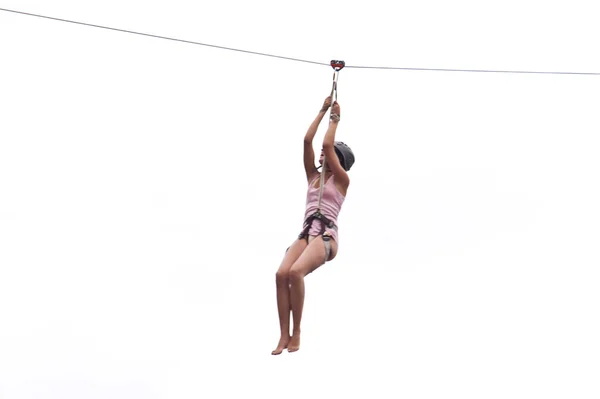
[330,60,345,71]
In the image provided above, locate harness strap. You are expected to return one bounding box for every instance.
[316,63,341,212]
[297,60,344,244]
[317,162,327,211]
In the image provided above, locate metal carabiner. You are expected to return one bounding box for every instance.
[329,60,344,102]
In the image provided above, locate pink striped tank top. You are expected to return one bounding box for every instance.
[302,173,346,242]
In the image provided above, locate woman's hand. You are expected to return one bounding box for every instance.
[331,101,340,115]
[320,96,332,112]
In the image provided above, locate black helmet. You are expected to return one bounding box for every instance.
[334,141,355,171]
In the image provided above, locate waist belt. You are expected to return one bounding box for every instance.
[298,210,336,240]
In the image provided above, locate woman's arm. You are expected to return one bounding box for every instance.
[322,101,350,187]
[303,96,331,181]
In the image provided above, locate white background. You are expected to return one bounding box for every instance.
[1,1,599,398]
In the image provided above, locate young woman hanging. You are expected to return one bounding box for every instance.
[271,95,355,355]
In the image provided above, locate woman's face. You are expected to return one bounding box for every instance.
[319,149,325,164]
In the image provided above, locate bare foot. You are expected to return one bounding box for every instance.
[287,332,301,353]
[271,335,290,355]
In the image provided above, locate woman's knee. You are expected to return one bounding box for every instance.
[275,269,290,284]
[288,267,305,283]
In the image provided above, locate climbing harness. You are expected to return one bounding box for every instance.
[296,60,345,261]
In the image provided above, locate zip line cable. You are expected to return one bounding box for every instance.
[2,7,600,76]
[344,65,600,76]
[0,8,328,67]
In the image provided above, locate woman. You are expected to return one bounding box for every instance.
[272,95,355,355]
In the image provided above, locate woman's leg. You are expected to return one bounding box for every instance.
[272,238,308,355]
[287,235,338,352]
